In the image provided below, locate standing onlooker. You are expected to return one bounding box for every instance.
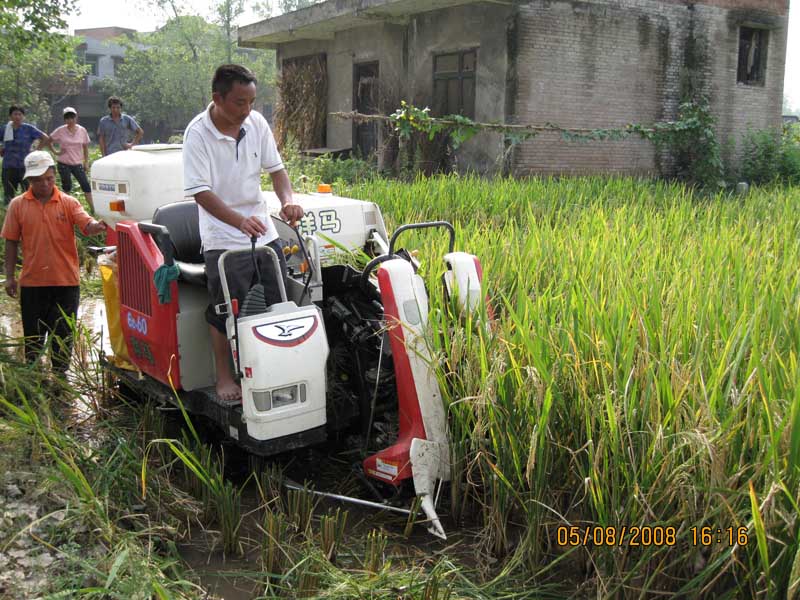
[97,96,143,156]
[1,151,106,374]
[50,107,94,212]
[1,106,52,204]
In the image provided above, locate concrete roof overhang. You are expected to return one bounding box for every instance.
[238,0,505,48]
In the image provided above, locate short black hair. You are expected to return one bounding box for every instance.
[107,96,123,109]
[8,106,24,116]
[212,64,257,97]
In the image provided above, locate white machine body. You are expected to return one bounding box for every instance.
[232,302,329,441]
[90,144,185,229]
[443,252,484,314]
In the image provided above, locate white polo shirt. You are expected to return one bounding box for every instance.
[183,104,284,251]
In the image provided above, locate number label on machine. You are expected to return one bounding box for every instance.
[127,311,149,335]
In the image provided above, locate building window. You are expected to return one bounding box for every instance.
[737,27,768,86]
[433,49,476,118]
[85,54,100,76]
[112,56,124,76]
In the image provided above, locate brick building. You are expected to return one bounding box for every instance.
[238,0,789,176]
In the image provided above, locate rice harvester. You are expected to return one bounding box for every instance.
[91,144,490,538]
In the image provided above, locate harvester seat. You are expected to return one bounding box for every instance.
[152,200,207,287]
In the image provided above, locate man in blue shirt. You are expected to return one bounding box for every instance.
[1,106,52,204]
[97,96,144,156]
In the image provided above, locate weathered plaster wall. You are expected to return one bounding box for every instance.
[277,23,406,149]
[406,3,513,173]
[276,3,512,172]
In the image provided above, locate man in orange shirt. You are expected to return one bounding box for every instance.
[2,151,106,373]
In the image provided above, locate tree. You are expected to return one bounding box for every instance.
[0,0,88,126]
[215,0,245,64]
[96,14,276,139]
[253,0,320,18]
[1,0,76,47]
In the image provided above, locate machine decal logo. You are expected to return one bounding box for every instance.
[252,315,318,347]
[367,469,394,481]
[376,458,399,477]
[298,209,342,236]
[129,336,155,365]
[127,311,149,335]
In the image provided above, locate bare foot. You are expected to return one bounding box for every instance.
[216,378,242,403]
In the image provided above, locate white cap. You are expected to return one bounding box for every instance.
[23,151,55,179]
[63,106,77,116]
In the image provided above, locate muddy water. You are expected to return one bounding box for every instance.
[0,296,113,355]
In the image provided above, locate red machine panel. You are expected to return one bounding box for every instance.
[362,266,426,486]
[115,221,182,388]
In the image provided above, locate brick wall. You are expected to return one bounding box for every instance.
[511,0,788,176]
[696,4,787,164]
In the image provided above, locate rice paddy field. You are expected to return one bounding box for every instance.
[1,175,799,599]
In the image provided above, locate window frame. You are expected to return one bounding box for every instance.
[737,26,769,87]
[85,53,100,77]
[432,48,477,119]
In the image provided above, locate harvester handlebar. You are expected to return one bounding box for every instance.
[360,221,456,299]
[138,222,174,266]
[388,221,455,256]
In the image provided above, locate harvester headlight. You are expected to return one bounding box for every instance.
[252,384,307,411]
[272,385,297,409]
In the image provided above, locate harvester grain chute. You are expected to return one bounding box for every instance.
[91,145,491,539]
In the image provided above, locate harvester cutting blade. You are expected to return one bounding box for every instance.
[410,437,448,540]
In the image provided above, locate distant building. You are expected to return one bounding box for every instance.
[784,115,799,125]
[51,27,135,139]
[239,0,790,176]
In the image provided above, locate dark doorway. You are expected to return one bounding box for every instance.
[353,62,379,158]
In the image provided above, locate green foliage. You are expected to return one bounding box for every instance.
[339,174,800,595]
[274,138,377,192]
[385,99,725,187]
[0,0,76,48]
[95,14,275,137]
[0,32,87,127]
[214,0,244,64]
[253,0,320,17]
[649,98,724,189]
[739,125,800,185]
[0,0,88,127]
[389,101,479,150]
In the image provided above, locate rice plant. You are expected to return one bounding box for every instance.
[339,175,800,595]
[286,483,318,538]
[319,507,348,563]
[364,529,388,574]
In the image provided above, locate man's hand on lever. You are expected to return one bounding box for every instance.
[238,215,267,238]
[280,203,304,228]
